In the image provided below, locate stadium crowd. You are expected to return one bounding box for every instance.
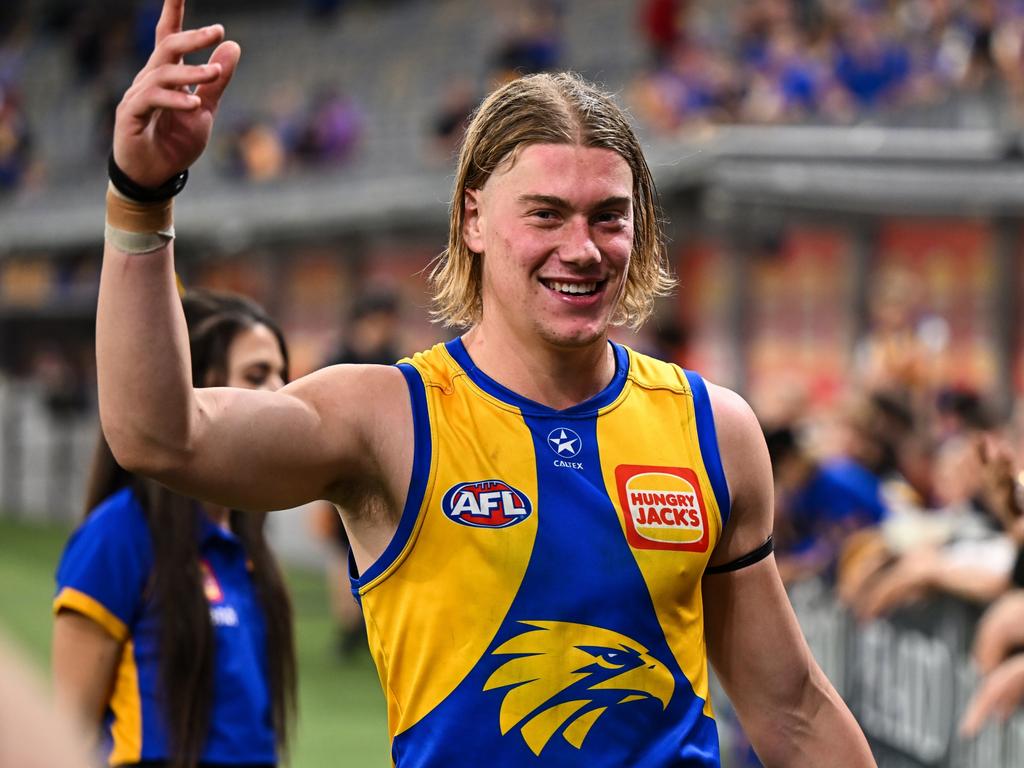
[632,0,1024,131]
[757,266,1024,737]
[3,0,1024,192]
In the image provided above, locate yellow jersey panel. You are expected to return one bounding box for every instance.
[598,350,726,720]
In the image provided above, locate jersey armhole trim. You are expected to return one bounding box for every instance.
[351,362,433,595]
[684,370,731,529]
[53,587,129,642]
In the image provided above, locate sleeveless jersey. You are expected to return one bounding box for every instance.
[350,338,731,767]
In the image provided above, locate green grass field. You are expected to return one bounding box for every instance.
[0,515,390,767]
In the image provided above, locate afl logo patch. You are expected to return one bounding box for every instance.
[615,465,710,552]
[442,479,533,529]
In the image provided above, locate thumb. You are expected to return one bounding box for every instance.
[196,40,241,112]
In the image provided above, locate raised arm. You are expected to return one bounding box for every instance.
[97,0,408,513]
[701,383,874,767]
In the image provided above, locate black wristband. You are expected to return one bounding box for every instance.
[705,535,774,575]
[108,152,188,203]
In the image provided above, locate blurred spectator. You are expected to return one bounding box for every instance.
[429,78,476,161]
[853,268,938,396]
[959,434,1024,736]
[640,0,688,66]
[326,288,402,368]
[293,86,363,168]
[490,1,564,86]
[843,434,1014,620]
[0,82,34,192]
[832,7,913,110]
[934,386,994,444]
[223,116,288,182]
[766,423,887,584]
[69,6,133,87]
[32,344,89,420]
[631,37,741,132]
[739,21,834,123]
[306,0,347,22]
[131,0,161,66]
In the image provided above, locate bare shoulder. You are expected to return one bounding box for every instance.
[285,362,414,495]
[286,362,409,422]
[703,381,764,471]
[703,380,774,565]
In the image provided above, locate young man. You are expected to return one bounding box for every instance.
[98,1,874,765]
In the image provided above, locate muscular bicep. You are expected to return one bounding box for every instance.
[52,611,122,732]
[142,363,411,512]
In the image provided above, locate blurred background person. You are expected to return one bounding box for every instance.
[960,434,1024,737]
[325,287,402,368]
[52,289,297,768]
[765,421,888,585]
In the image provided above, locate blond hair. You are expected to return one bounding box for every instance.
[429,72,675,330]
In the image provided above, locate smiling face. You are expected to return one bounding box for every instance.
[463,143,634,351]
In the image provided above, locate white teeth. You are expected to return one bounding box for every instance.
[547,281,598,295]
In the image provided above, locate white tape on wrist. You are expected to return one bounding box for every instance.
[103,223,175,254]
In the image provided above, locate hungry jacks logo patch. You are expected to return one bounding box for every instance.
[615,465,710,552]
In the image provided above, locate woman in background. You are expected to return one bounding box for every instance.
[52,289,297,768]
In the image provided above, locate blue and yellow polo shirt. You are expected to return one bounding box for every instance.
[53,487,276,766]
[352,339,731,767]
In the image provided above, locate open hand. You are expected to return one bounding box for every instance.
[112,0,240,188]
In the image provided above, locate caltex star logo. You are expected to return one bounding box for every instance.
[547,428,582,458]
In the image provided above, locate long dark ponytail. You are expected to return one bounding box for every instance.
[83,289,296,768]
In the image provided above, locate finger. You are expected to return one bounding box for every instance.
[195,40,241,112]
[155,0,186,44]
[959,688,992,737]
[974,636,1003,675]
[134,62,223,94]
[121,87,202,121]
[976,433,992,465]
[148,24,224,69]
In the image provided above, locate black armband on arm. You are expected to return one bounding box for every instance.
[705,535,774,575]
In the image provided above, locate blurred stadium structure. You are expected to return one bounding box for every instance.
[3,0,1024,765]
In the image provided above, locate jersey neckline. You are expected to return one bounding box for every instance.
[444,336,630,417]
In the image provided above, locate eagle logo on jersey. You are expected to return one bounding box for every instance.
[483,621,674,756]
